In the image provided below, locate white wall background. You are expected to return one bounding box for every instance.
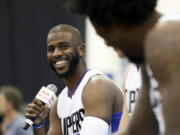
[157,0,180,14]
[86,0,180,86]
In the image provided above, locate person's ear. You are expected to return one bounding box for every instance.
[78,43,85,56]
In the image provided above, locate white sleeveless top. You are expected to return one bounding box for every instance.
[124,64,141,115]
[146,13,180,134]
[146,65,165,134]
[57,69,103,135]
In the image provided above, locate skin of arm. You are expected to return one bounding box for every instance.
[46,100,63,135]
[146,21,180,135]
[82,75,123,125]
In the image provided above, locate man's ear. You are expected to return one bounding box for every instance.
[78,43,85,56]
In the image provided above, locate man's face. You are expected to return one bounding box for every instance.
[47,31,80,78]
[92,22,144,64]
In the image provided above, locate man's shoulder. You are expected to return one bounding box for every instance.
[12,113,26,125]
[145,14,180,82]
[146,14,180,42]
[7,114,33,135]
[83,72,121,101]
[145,14,180,59]
[146,14,180,40]
[86,73,117,89]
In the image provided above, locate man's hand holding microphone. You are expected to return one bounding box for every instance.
[23,84,58,130]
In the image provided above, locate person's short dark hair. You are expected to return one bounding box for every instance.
[48,24,83,45]
[64,0,157,27]
[0,85,23,111]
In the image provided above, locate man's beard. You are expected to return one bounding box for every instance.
[50,51,80,78]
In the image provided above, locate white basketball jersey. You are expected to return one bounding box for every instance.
[146,65,165,134]
[124,64,141,115]
[57,69,103,135]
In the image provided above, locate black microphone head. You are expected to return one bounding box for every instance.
[47,84,57,94]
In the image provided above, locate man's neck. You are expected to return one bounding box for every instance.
[63,62,87,96]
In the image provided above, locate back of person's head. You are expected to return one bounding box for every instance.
[64,0,157,27]
[0,85,23,111]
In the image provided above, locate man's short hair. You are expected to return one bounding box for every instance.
[48,24,82,44]
[64,0,157,27]
[0,85,23,111]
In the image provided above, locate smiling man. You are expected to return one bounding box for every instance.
[25,24,123,135]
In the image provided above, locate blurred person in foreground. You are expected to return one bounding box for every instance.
[63,0,180,135]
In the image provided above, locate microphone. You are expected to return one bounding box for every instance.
[23,84,58,130]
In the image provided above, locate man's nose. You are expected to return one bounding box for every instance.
[52,48,62,59]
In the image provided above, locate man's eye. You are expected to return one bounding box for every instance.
[48,47,54,53]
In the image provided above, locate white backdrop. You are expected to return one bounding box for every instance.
[86,0,180,86]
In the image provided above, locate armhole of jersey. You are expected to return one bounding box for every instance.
[121,64,133,94]
[80,70,103,99]
[119,64,132,132]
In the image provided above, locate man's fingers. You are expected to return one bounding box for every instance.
[25,112,37,119]
[27,103,42,112]
[33,99,44,107]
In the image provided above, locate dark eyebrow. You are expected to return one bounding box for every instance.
[48,41,70,47]
[58,42,70,45]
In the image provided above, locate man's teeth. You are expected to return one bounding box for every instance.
[56,61,67,65]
